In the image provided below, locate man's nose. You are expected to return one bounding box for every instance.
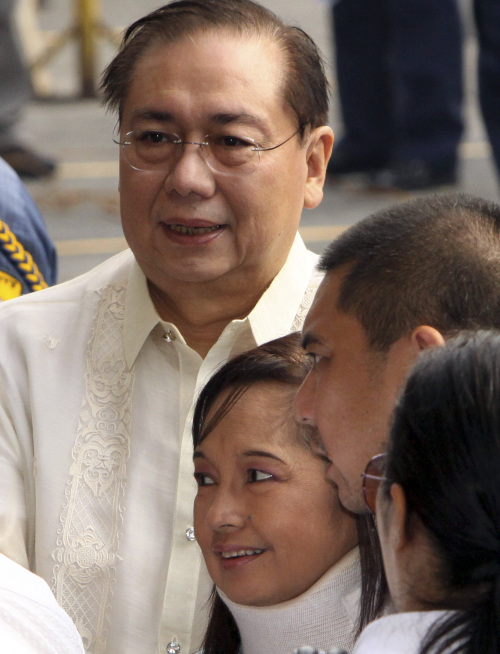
[206,486,248,533]
[293,371,317,427]
[163,143,217,199]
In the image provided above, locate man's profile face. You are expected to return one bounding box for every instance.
[293,270,415,513]
[118,30,329,296]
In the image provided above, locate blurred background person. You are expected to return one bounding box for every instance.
[358,330,500,653]
[327,0,463,191]
[193,333,387,654]
[0,0,56,178]
[474,0,500,181]
[0,156,57,300]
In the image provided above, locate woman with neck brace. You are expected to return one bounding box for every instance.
[191,333,385,654]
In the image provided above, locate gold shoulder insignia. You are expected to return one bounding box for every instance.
[0,271,22,300]
[0,219,48,294]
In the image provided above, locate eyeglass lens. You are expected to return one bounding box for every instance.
[362,454,387,514]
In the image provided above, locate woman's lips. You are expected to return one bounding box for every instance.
[212,545,267,569]
[219,548,264,559]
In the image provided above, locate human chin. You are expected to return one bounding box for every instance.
[223,574,288,608]
[215,559,276,606]
[339,479,366,514]
[325,463,360,512]
[140,236,241,286]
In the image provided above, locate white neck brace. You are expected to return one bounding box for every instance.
[218,547,361,654]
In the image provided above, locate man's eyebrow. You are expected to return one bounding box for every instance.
[210,113,267,130]
[131,109,174,123]
[193,450,206,461]
[129,110,268,131]
[301,332,323,350]
[242,450,286,464]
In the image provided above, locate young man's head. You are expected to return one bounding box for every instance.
[294,192,500,512]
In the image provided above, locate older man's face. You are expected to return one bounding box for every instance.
[118,31,331,296]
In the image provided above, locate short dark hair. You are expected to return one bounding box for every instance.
[193,333,386,653]
[100,0,329,137]
[319,193,500,351]
[384,330,500,654]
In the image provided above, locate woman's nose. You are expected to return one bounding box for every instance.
[206,486,248,533]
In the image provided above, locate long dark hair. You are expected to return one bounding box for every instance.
[383,330,500,654]
[193,333,386,654]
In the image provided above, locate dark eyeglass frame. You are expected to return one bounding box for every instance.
[361,453,388,514]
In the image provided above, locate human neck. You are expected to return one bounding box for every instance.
[148,276,270,358]
[218,549,361,654]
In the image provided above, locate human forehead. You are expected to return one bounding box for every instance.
[302,271,344,345]
[303,270,374,352]
[123,31,294,133]
[201,382,302,449]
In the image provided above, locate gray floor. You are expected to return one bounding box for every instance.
[17,0,500,283]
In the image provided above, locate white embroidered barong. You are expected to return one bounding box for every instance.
[0,234,320,654]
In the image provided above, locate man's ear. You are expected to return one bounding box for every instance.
[304,126,334,210]
[410,325,446,352]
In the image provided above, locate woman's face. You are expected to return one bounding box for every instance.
[375,486,404,609]
[193,381,358,607]
[376,481,437,612]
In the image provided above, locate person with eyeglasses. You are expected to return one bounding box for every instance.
[0,2,333,653]
[355,330,500,654]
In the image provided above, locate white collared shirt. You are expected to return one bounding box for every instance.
[0,234,321,654]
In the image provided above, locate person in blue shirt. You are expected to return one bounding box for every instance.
[0,157,57,300]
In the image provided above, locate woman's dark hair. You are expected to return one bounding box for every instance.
[383,330,500,654]
[193,333,386,654]
[101,0,330,138]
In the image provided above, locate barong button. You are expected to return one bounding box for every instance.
[185,527,196,541]
[166,637,181,653]
[162,330,175,342]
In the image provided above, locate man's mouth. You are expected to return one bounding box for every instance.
[168,224,223,236]
[220,549,264,559]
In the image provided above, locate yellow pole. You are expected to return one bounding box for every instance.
[77,0,99,97]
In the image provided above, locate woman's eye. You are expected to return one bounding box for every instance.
[248,469,273,482]
[194,472,215,487]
